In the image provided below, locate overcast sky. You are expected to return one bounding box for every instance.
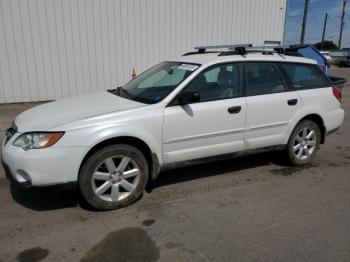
[284,0,350,48]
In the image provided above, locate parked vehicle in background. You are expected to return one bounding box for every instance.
[329,50,350,67]
[320,51,332,67]
[2,44,345,210]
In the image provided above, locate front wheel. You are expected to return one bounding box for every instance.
[79,144,149,210]
[287,120,321,165]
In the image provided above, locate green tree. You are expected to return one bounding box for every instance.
[314,41,338,50]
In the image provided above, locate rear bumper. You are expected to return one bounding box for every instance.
[326,127,341,136]
[324,108,344,135]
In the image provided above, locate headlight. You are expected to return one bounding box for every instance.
[13,132,64,150]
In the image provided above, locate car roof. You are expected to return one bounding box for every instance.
[171,52,317,67]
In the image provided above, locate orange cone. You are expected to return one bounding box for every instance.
[132,68,137,80]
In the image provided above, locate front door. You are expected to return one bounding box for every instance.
[163,63,246,163]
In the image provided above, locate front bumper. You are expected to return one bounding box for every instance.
[1,158,31,188]
[2,135,88,187]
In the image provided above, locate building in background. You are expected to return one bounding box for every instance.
[0,0,287,104]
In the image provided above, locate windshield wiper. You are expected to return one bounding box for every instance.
[120,87,134,99]
[107,86,121,96]
[108,86,135,100]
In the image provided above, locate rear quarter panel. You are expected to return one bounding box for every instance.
[283,87,344,144]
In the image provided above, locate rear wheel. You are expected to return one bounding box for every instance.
[79,144,148,210]
[287,120,321,165]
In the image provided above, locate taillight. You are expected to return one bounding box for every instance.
[332,86,342,103]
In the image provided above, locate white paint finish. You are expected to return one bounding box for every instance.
[163,98,246,163]
[280,87,344,145]
[296,87,344,133]
[0,0,287,103]
[1,54,345,187]
[14,91,145,132]
[245,92,302,149]
[2,137,86,185]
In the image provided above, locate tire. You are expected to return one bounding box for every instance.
[79,144,149,210]
[286,120,321,166]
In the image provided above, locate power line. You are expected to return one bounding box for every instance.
[288,0,340,8]
[287,14,302,18]
[328,15,340,26]
[309,5,323,25]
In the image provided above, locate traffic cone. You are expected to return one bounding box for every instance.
[132,68,137,80]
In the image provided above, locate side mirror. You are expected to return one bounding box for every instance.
[177,91,200,105]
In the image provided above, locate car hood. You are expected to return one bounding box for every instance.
[15,91,145,132]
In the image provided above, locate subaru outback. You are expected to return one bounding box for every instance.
[2,45,344,210]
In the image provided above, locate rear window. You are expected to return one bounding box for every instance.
[280,63,330,89]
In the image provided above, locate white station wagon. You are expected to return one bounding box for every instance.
[2,45,344,210]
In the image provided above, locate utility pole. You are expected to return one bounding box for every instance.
[321,13,328,50]
[300,0,310,45]
[339,0,347,49]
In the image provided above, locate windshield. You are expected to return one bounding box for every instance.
[119,61,200,104]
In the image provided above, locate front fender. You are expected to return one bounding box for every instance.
[52,123,163,165]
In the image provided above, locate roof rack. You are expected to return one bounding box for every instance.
[194,44,252,55]
[183,41,288,57]
[242,41,284,54]
[194,44,253,52]
[182,44,253,56]
[182,51,221,56]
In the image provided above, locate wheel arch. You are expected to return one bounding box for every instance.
[79,136,161,181]
[296,114,326,144]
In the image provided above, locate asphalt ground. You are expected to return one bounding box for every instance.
[0,67,350,262]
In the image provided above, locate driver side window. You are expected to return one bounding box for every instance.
[184,63,243,103]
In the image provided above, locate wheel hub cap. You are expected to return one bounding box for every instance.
[111,172,122,183]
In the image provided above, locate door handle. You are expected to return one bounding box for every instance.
[287,99,298,106]
[228,106,241,114]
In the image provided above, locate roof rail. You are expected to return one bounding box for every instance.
[263,40,281,47]
[194,44,253,52]
[184,41,288,56]
[182,51,220,56]
[183,44,252,56]
[218,46,249,56]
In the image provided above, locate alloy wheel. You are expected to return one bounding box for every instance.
[91,156,140,202]
[293,127,317,160]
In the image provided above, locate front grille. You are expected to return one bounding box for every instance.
[4,122,17,145]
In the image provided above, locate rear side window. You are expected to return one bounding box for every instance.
[245,63,287,96]
[280,63,330,89]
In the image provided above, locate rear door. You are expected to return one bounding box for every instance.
[244,62,302,149]
[280,63,339,131]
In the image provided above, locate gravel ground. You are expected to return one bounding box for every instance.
[0,68,350,262]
